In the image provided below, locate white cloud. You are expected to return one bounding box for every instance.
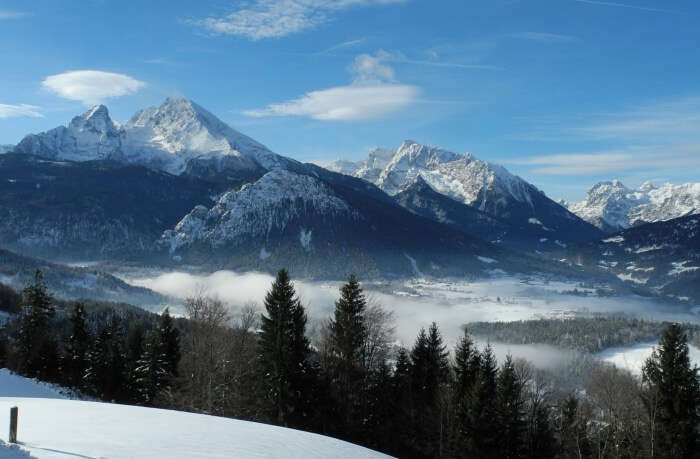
[244,51,418,121]
[572,0,670,13]
[42,70,146,105]
[509,145,700,175]
[244,84,418,120]
[512,32,578,43]
[0,10,28,20]
[192,0,407,40]
[0,104,43,119]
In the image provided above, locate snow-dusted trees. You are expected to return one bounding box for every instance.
[63,303,91,389]
[16,270,58,380]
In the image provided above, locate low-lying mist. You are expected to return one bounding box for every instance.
[123,269,699,370]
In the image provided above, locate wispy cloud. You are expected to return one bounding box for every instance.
[0,10,28,20]
[42,70,147,105]
[576,96,700,141]
[509,145,700,175]
[191,0,408,40]
[511,32,579,44]
[315,38,367,55]
[572,0,672,13]
[244,50,418,121]
[0,104,43,119]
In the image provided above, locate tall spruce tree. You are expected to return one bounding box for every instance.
[85,317,126,402]
[328,274,368,436]
[134,332,169,405]
[16,270,57,379]
[452,329,481,457]
[64,303,91,389]
[158,308,181,378]
[497,355,526,459]
[258,269,313,427]
[467,345,500,458]
[642,323,700,459]
[409,322,450,459]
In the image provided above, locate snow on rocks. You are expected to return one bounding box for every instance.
[14,98,294,176]
[162,169,359,252]
[567,180,700,231]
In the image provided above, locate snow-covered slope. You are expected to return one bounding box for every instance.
[330,140,602,248]
[0,372,392,459]
[567,180,700,232]
[0,145,14,154]
[564,214,700,304]
[161,168,359,253]
[14,98,294,178]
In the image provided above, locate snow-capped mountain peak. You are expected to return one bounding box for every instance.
[567,180,700,231]
[69,104,119,134]
[13,97,294,177]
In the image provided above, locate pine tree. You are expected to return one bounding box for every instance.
[84,318,126,402]
[642,323,700,458]
[392,347,415,458]
[16,270,57,379]
[451,329,481,458]
[497,355,526,459]
[467,345,500,458]
[328,274,368,436]
[134,332,169,405]
[409,323,450,459]
[258,269,313,427]
[64,303,91,389]
[124,322,146,402]
[158,308,181,377]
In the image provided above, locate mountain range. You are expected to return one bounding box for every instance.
[564,180,700,233]
[0,97,696,291]
[561,214,700,304]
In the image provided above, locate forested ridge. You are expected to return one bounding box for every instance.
[0,270,698,458]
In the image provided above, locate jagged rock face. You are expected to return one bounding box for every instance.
[567,180,700,232]
[564,215,700,304]
[13,98,294,181]
[16,105,123,162]
[330,140,602,247]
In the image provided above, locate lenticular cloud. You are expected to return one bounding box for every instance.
[42,70,146,105]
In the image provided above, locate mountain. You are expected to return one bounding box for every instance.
[567,180,700,232]
[328,140,602,250]
[160,166,521,279]
[3,99,529,279]
[14,98,296,185]
[562,214,700,304]
[0,247,168,307]
[0,152,214,260]
[0,145,14,154]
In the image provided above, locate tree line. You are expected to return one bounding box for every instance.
[0,269,698,458]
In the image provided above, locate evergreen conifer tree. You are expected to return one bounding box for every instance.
[134,332,169,405]
[158,308,181,377]
[64,303,91,389]
[16,270,57,379]
[328,274,368,435]
[497,355,526,459]
[642,323,700,458]
[467,345,500,458]
[258,269,313,427]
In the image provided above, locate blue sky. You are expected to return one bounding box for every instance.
[1,0,699,201]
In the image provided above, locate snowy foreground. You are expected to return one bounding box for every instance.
[0,371,392,459]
